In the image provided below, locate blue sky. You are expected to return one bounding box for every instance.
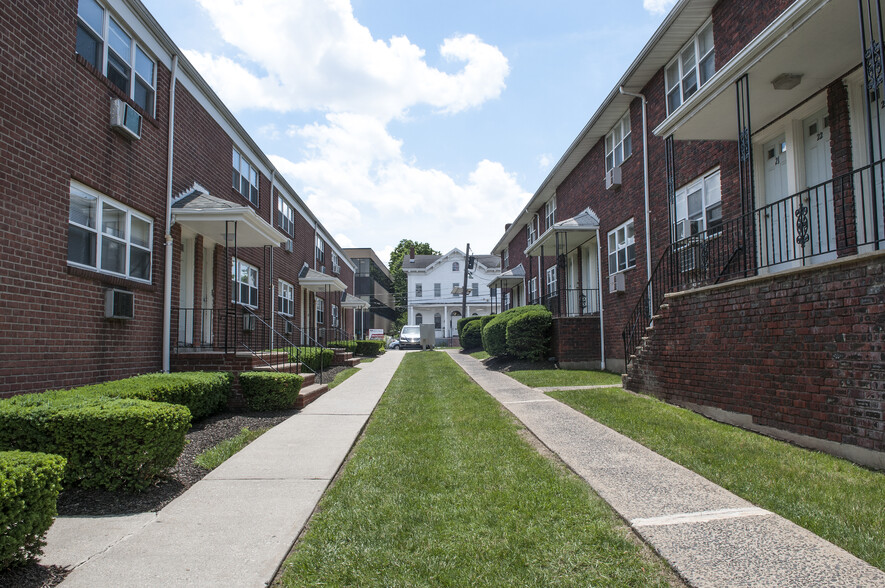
[143,0,675,263]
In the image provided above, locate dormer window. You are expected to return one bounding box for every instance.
[665,19,714,114]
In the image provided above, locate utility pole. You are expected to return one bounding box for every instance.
[461,243,470,320]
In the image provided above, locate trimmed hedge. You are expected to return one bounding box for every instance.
[0,392,190,491]
[328,340,357,352]
[67,372,231,421]
[288,347,334,373]
[460,320,483,350]
[506,308,553,361]
[239,372,305,411]
[482,306,547,358]
[328,340,385,357]
[478,314,497,351]
[457,315,483,339]
[0,451,66,569]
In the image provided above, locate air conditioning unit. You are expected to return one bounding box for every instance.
[608,273,625,294]
[242,313,256,332]
[284,320,293,335]
[284,239,293,252]
[605,166,622,190]
[332,263,340,274]
[110,98,142,140]
[105,288,134,319]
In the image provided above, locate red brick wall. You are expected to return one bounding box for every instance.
[712,0,797,66]
[553,317,601,366]
[624,253,885,455]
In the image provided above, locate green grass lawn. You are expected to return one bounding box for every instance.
[195,427,270,471]
[507,368,622,388]
[328,367,359,389]
[549,387,885,571]
[278,352,676,587]
[469,350,489,360]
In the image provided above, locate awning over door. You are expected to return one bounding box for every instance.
[172,189,283,247]
[488,263,525,290]
[340,292,370,309]
[526,208,600,257]
[298,265,347,293]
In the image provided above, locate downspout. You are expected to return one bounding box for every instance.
[619,87,652,283]
[595,229,606,371]
[269,170,276,349]
[162,54,179,373]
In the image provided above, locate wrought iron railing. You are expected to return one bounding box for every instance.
[623,159,885,365]
[542,288,601,317]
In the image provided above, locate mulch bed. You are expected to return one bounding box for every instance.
[1,365,348,588]
[473,353,557,373]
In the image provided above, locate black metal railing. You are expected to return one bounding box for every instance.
[541,288,601,317]
[623,159,885,365]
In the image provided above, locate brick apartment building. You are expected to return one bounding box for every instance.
[0,0,361,396]
[492,0,884,469]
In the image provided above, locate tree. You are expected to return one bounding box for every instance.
[388,239,439,329]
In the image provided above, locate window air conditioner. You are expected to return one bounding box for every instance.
[105,288,134,319]
[110,98,142,140]
[332,263,340,274]
[605,166,622,190]
[285,239,293,252]
[242,313,256,332]
[608,273,625,294]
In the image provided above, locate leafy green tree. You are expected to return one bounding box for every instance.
[388,239,439,328]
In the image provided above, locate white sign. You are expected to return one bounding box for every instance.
[368,329,385,340]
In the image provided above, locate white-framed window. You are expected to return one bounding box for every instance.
[315,236,325,264]
[546,266,557,295]
[434,313,442,329]
[502,249,509,269]
[665,19,714,114]
[472,282,479,296]
[605,112,632,172]
[231,258,259,308]
[331,304,339,327]
[528,277,537,303]
[416,313,423,325]
[316,297,325,324]
[331,252,340,274]
[545,197,556,230]
[608,219,636,275]
[415,283,422,298]
[232,148,259,206]
[452,282,459,294]
[277,197,294,236]
[68,182,153,282]
[674,169,723,240]
[434,283,441,297]
[76,0,156,116]
[526,215,539,245]
[452,261,460,272]
[278,279,294,316]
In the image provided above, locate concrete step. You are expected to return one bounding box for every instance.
[294,383,328,409]
[345,357,361,367]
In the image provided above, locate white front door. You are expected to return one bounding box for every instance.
[802,109,836,263]
[178,236,195,345]
[760,134,793,267]
[201,244,214,346]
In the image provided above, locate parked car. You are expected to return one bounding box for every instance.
[399,325,422,349]
[388,338,401,350]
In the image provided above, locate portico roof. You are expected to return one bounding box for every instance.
[488,263,526,289]
[526,208,600,257]
[340,293,370,309]
[172,189,283,248]
[298,265,347,293]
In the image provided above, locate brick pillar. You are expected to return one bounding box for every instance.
[827,80,857,257]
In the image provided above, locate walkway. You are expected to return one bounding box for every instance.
[41,351,404,588]
[446,350,885,588]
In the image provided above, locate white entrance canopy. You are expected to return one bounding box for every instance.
[298,265,347,293]
[340,292,370,309]
[488,263,526,290]
[172,189,283,248]
[526,208,600,257]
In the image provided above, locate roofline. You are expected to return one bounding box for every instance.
[492,0,702,254]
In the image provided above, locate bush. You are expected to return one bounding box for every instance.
[328,340,357,352]
[239,372,304,411]
[482,306,547,357]
[457,316,483,339]
[461,320,483,350]
[70,372,231,421]
[0,451,66,569]
[478,314,497,350]
[506,308,553,361]
[288,347,335,373]
[353,340,384,357]
[0,392,190,491]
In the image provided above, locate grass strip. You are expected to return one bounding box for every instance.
[508,368,621,388]
[329,368,359,389]
[469,350,490,360]
[279,352,675,587]
[549,387,885,571]
[194,427,270,471]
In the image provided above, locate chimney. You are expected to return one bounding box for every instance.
[409,246,415,263]
[505,223,512,231]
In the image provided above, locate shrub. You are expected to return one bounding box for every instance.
[0,451,66,569]
[328,340,357,352]
[457,316,483,339]
[478,314,497,351]
[239,372,304,411]
[506,308,553,361]
[0,392,190,491]
[482,306,547,357]
[288,347,335,373]
[461,320,483,350]
[353,340,384,357]
[71,372,231,420]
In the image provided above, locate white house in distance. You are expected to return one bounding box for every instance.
[402,248,501,341]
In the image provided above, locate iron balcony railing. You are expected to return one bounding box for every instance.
[541,288,601,318]
[623,158,885,365]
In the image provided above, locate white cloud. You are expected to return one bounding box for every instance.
[538,153,553,170]
[189,0,509,120]
[643,0,676,15]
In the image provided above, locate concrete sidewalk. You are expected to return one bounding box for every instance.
[446,350,885,588]
[41,351,403,588]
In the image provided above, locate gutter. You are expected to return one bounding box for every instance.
[162,54,179,373]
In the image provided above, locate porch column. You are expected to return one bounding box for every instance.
[736,74,758,277]
[577,247,583,316]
